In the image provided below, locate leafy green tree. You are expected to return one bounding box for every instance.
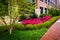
[8,0,35,34]
[18,0,35,19]
[0,0,35,34]
[0,0,8,25]
[0,0,19,34]
[8,0,20,34]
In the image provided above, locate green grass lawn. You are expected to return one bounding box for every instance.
[0,28,47,40]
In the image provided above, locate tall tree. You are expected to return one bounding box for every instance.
[8,0,20,34]
[0,0,8,25]
[0,0,35,34]
[18,0,35,16]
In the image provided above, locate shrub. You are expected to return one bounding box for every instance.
[41,15,51,22]
[30,13,37,18]
[0,25,8,32]
[22,15,51,25]
[15,16,59,30]
[19,14,27,21]
[40,14,52,17]
[25,24,34,30]
[22,18,42,25]
[48,8,60,16]
[41,16,59,28]
[0,16,59,32]
[40,14,47,17]
[13,23,25,30]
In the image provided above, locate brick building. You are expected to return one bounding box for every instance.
[35,0,48,17]
[57,0,60,9]
[28,0,60,17]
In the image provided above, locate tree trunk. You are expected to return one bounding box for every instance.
[8,26,13,35]
[8,0,19,35]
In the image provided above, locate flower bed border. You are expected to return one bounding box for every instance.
[14,16,59,30]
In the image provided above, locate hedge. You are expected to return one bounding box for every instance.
[0,16,59,32]
[14,16,59,30]
[0,25,8,32]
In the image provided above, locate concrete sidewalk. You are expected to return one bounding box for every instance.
[40,18,60,40]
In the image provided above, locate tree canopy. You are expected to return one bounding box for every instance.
[0,0,35,34]
[0,0,8,16]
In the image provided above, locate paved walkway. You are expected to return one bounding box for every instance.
[40,18,60,40]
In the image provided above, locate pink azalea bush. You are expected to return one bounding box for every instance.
[22,15,51,25]
[42,15,51,22]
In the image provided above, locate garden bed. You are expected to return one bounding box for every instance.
[0,16,59,32]
[0,16,59,40]
[22,15,51,25]
[14,16,59,30]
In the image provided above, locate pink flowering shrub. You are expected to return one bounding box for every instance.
[22,18,42,25]
[22,20,28,25]
[22,15,51,25]
[42,15,51,22]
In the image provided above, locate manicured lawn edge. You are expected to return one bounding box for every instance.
[14,16,59,30]
[0,16,59,32]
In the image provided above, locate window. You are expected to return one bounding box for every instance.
[32,0,34,2]
[45,0,47,4]
[48,0,50,5]
[45,8,47,13]
[40,7,43,14]
[48,0,50,2]
[40,0,43,2]
[50,0,52,3]
[50,0,52,2]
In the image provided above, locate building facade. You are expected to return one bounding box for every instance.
[28,0,60,17]
[57,0,60,9]
[47,0,60,9]
[35,0,60,17]
[35,0,48,17]
[48,0,57,9]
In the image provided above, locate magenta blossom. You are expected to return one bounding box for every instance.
[22,15,51,25]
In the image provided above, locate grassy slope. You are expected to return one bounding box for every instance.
[0,28,47,40]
